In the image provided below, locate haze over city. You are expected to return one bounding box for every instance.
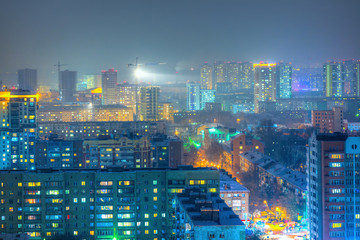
[1,0,360,87]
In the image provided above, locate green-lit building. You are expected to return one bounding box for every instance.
[0,167,220,240]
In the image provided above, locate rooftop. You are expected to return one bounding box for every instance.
[240,151,306,191]
[220,174,249,193]
[177,187,244,226]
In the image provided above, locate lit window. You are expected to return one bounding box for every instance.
[153,188,157,193]
[81,181,85,186]
[74,198,77,203]
[145,222,149,226]
[74,231,78,236]
[153,197,157,201]
[144,214,149,218]
[81,198,86,203]
[145,230,149,234]
[332,223,342,228]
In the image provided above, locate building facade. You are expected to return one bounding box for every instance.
[18,69,37,93]
[200,63,213,90]
[0,167,220,240]
[102,69,117,105]
[186,83,201,111]
[253,63,276,113]
[312,107,344,133]
[138,86,160,121]
[307,133,360,240]
[276,63,292,99]
[59,70,77,102]
[0,91,38,170]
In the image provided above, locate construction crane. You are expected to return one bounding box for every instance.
[127,57,166,120]
[54,61,67,101]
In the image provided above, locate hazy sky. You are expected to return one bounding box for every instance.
[1,0,360,87]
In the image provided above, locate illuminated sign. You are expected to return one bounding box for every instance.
[330,154,344,159]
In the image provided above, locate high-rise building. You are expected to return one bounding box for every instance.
[117,82,137,114]
[150,135,183,168]
[239,62,254,89]
[323,60,360,97]
[253,63,276,113]
[200,63,213,89]
[186,83,201,111]
[59,70,77,102]
[276,63,292,99]
[226,62,240,90]
[200,89,216,110]
[139,86,160,121]
[0,90,38,169]
[102,69,118,105]
[307,133,360,240]
[0,167,220,240]
[214,61,226,89]
[18,69,37,93]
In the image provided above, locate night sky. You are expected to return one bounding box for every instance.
[1,0,360,87]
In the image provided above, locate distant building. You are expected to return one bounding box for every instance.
[175,187,246,240]
[117,82,137,114]
[276,63,292,99]
[323,60,360,97]
[78,74,101,90]
[312,107,344,133]
[158,102,174,121]
[253,63,277,113]
[102,68,117,105]
[35,138,83,168]
[18,69,37,93]
[307,133,360,240]
[38,121,167,141]
[83,135,150,168]
[226,62,240,90]
[214,61,226,89]
[0,166,220,240]
[239,62,254,89]
[220,173,250,220]
[0,90,38,169]
[139,86,160,121]
[200,89,216,110]
[186,83,201,111]
[200,63,213,89]
[59,70,77,102]
[38,104,133,122]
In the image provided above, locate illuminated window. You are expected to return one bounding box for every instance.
[81,181,85,186]
[153,188,158,193]
[209,188,217,193]
[153,197,157,201]
[145,222,149,226]
[144,214,149,218]
[9,207,13,212]
[154,213,158,218]
[153,180,157,185]
[145,230,149,234]
[332,223,342,228]
[18,182,22,187]
[154,230,158,234]
[189,180,194,185]
[74,231,78,236]
[90,231,94,236]
[74,198,77,203]
[81,198,86,203]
